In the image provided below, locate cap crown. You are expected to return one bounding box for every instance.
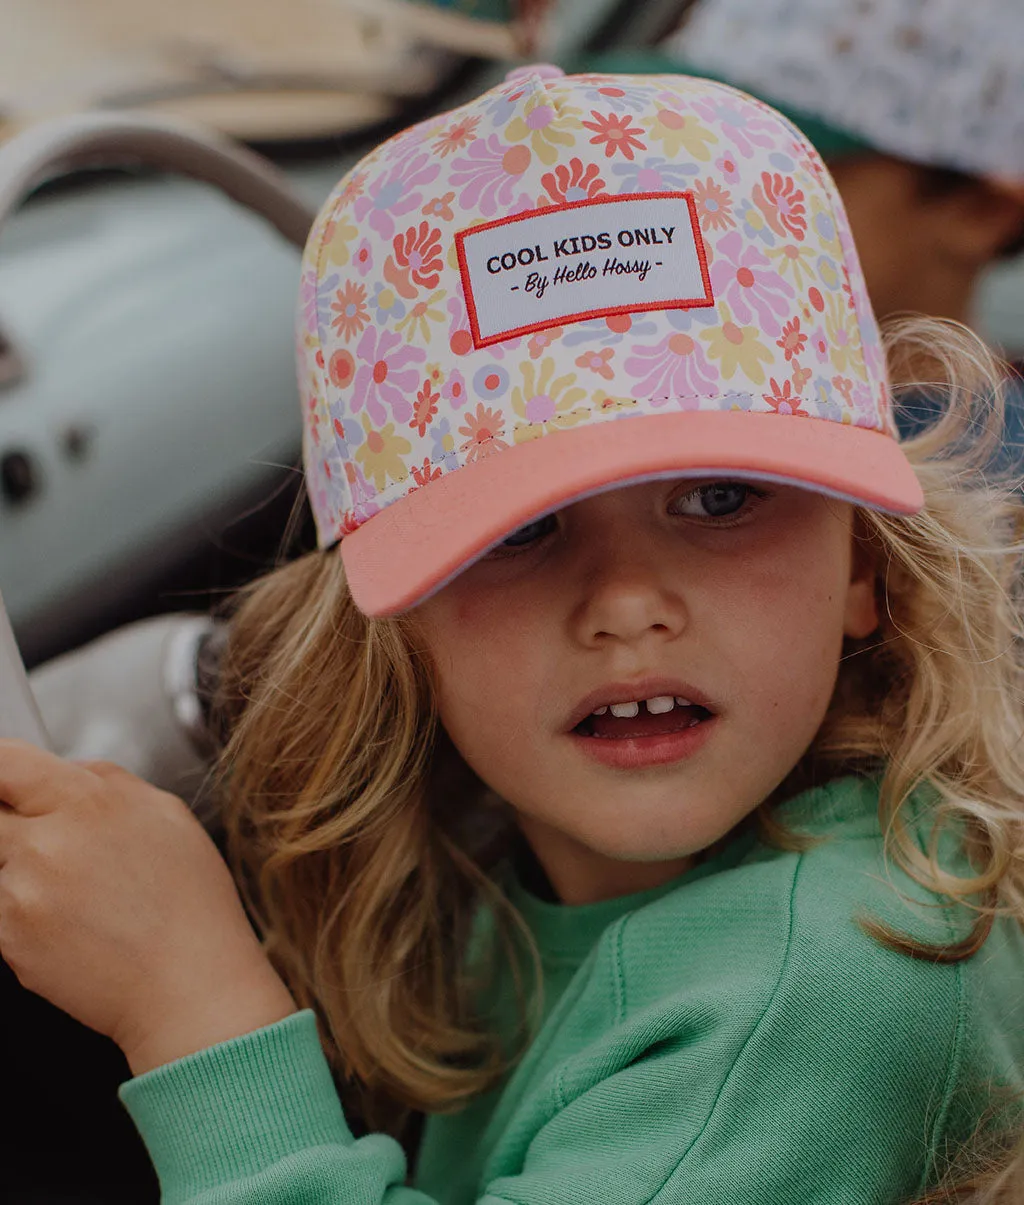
[298,71,890,546]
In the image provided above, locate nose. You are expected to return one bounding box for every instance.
[569,531,688,649]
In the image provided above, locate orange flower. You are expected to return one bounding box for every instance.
[411,457,443,487]
[762,377,809,417]
[540,157,606,205]
[458,403,510,462]
[575,347,615,380]
[422,191,456,221]
[692,177,735,232]
[776,316,807,362]
[410,379,440,437]
[384,221,444,300]
[527,327,563,359]
[433,115,480,157]
[581,110,647,161]
[330,282,369,342]
[752,171,807,241]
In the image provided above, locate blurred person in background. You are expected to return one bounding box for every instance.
[594,0,1024,367]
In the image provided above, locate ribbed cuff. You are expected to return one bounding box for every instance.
[119,1010,351,1203]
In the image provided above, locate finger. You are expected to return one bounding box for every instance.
[0,739,91,816]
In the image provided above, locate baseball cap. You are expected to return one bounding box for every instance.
[297,67,923,617]
[665,0,1024,188]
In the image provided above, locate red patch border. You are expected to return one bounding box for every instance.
[454,191,714,349]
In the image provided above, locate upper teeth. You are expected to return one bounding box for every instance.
[595,695,694,718]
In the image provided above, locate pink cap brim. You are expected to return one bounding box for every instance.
[341,411,923,616]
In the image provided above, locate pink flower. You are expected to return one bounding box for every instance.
[352,153,441,240]
[351,327,426,425]
[441,368,468,410]
[623,331,718,405]
[451,135,534,218]
[353,238,373,278]
[709,230,794,336]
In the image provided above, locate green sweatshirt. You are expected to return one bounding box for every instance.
[120,776,1024,1204]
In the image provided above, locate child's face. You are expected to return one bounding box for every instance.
[415,479,878,904]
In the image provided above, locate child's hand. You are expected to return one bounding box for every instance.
[0,740,295,1075]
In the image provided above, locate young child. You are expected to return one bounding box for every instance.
[2,69,1024,1203]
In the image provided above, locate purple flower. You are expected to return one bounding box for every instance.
[709,230,794,337]
[624,330,719,405]
[351,328,426,426]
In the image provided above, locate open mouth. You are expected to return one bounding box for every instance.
[574,695,714,740]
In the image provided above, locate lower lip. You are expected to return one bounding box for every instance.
[569,716,716,769]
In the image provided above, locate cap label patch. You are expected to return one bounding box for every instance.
[455,192,713,348]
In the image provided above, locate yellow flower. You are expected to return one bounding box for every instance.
[511,357,589,442]
[506,94,582,167]
[354,415,411,491]
[824,292,866,379]
[395,290,448,344]
[642,107,716,161]
[322,212,359,267]
[592,390,638,414]
[700,304,774,385]
[768,240,817,288]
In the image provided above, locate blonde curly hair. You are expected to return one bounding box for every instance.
[214,316,1024,1138]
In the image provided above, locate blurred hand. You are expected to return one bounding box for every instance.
[0,740,295,1075]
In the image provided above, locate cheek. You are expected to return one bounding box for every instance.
[417,588,549,765]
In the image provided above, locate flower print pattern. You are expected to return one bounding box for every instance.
[354,416,412,491]
[752,172,807,241]
[768,240,816,288]
[642,106,715,161]
[762,377,809,417]
[353,238,374,278]
[540,157,605,205]
[450,135,533,217]
[351,327,426,425]
[396,290,448,344]
[384,221,444,301]
[459,403,510,461]
[582,110,647,161]
[528,327,563,359]
[410,379,439,436]
[331,281,370,342]
[368,281,406,325]
[511,358,589,442]
[623,330,719,405]
[700,303,775,385]
[422,192,456,222]
[433,114,480,157]
[575,347,615,380]
[411,457,443,487]
[709,230,794,337]
[777,316,807,362]
[824,291,865,379]
[297,71,895,544]
[352,152,441,240]
[505,92,581,166]
[441,368,467,410]
[692,177,734,232]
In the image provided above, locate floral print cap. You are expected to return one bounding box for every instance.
[297,67,923,616]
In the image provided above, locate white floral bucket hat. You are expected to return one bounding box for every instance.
[298,66,923,617]
[667,0,1024,188]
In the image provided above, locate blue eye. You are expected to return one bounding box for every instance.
[500,514,558,548]
[671,482,761,519]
